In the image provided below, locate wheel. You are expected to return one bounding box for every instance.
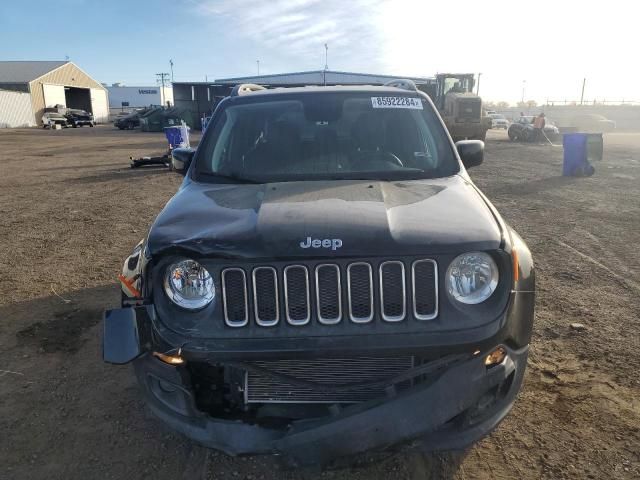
[507,129,517,141]
[128,122,135,130]
[72,124,77,128]
[89,123,94,127]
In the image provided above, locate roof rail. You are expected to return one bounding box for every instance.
[383,79,417,91]
[230,83,267,96]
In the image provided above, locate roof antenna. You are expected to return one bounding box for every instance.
[64,55,69,61]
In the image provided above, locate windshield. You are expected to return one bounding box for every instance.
[195,92,458,183]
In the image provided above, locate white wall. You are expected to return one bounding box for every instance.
[42,84,66,108]
[107,86,173,108]
[90,88,109,123]
[0,89,35,127]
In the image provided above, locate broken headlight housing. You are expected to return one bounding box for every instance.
[163,259,215,310]
[446,252,499,304]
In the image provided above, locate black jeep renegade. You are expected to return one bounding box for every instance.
[103,81,535,466]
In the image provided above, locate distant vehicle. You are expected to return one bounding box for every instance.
[114,110,142,130]
[569,113,616,133]
[42,112,68,128]
[508,116,560,142]
[417,73,492,141]
[65,109,94,127]
[489,113,509,129]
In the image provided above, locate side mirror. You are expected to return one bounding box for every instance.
[456,140,484,169]
[171,148,195,175]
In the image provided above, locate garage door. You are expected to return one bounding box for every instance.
[42,84,66,108]
[90,88,109,124]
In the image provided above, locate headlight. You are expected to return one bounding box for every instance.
[164,259,215,310]
[446,252,499,304]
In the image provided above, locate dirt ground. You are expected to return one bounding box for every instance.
[0,126,638,480]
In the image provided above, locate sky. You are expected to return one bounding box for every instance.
[1,0,638,104]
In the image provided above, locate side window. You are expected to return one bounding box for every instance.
[209,111,232,170]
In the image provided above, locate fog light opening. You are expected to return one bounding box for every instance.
[485,347,507,367]
[153,351,186,365]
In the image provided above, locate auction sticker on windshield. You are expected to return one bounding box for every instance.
[371,96,423,109]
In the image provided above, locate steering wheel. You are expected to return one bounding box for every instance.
[353,150,404,169]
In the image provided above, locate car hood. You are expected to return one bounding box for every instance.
[146,176,502,258]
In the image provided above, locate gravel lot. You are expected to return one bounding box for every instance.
[0,126,638,480]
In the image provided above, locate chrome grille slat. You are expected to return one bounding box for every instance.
[252,267,279,326]
[245,356,415,403]
[347,262,374,323]
[379,261,406,322]
[284,265,310,325]
[221,268,248,327]
[412,259,439,320]
[315,264,342,324]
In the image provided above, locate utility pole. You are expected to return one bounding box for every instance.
[476,73,482,95]
[580,78,586,105]
[521,80,526,104]
[257,60,260,75]
[323,43,328,86]
[169,60,174,83]
[156,73,170,106]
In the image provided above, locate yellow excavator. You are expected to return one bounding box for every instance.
[418,73,492,142]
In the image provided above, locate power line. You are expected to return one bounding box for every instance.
[156,72,170,88]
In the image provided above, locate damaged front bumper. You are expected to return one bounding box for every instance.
[103,307,528,466]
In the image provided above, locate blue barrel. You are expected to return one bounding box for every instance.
[562,133,595,176]
[164,124,190,149]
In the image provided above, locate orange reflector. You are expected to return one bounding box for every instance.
[485,347,507,367]
[511,248,520,283]
[153,352,185,365]
[118,274,141,298]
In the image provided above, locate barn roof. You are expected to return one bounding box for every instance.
[0,61,68,84]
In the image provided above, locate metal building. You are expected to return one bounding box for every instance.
[215,70,431,87]
[173,70,432,129]
[0,89,35,128]
[0,61,109,125]
[107,84,173,109]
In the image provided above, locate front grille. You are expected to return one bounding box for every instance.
[380,261,406,321]
[347,262,374,323]
[221,268,248,327]
[458,99,481,120]
[252,267,279,326]
[412,260,438,320]
[283,265,310,325]
[315,264,342,324]
[221,258,438,327]
[245,356,415,403]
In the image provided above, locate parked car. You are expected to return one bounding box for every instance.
[508,115,560,142]
[41,112,68,128]
[114,110,142,130]
[489,113,509,129]
[65,109,94,127]
[568,113,616,133]
[104,81,535,466]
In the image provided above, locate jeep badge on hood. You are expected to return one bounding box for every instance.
[300,237,343,250]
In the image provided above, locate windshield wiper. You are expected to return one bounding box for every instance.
[199,172,262,184]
